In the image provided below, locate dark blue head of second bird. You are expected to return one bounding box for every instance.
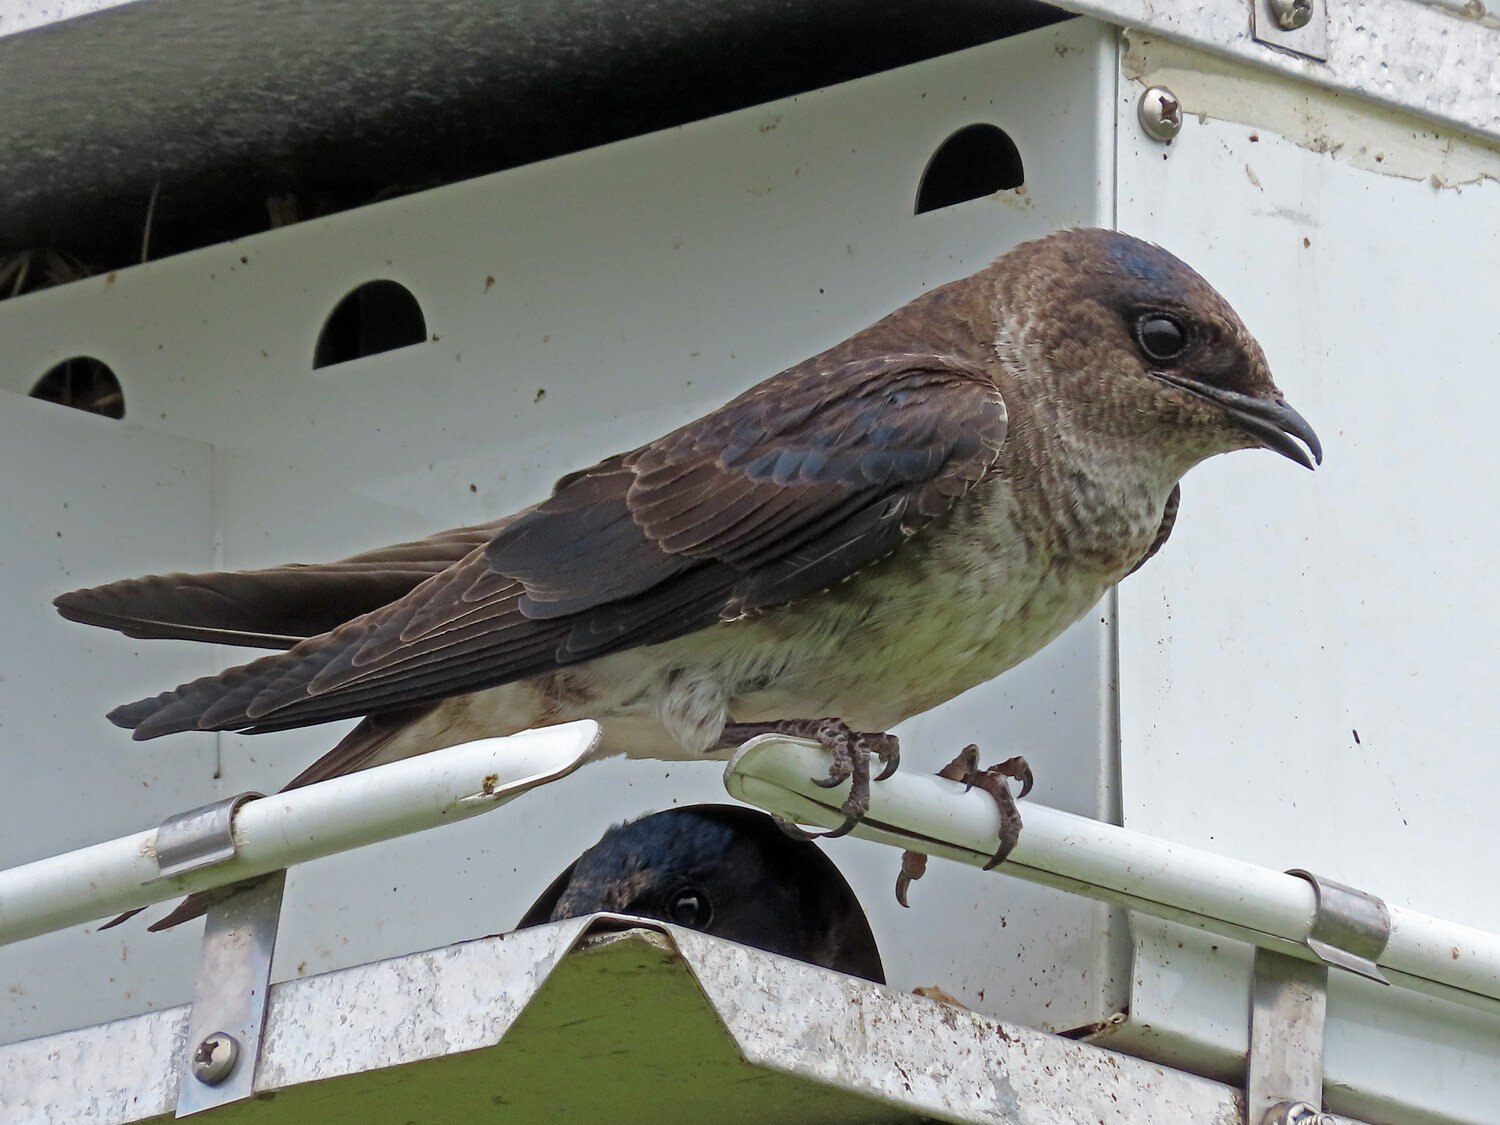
[515,803,885,984]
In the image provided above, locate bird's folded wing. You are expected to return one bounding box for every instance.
[108,352,1008,739]
[53,520,510,648]
[1125,483,1179,577]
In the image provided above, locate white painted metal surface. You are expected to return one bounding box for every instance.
[1068,0,1500,141]
[0,21,1122,1044]
[0,722,597,945]
[0,0,120,36]
[1111,34,1500,1125]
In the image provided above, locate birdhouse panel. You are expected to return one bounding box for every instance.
[0,19,1128,1047]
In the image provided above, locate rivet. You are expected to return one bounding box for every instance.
[1137,87,1183,143]
[191,1031,239,1085]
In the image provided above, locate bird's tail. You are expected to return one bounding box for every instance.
[106,646,320,739]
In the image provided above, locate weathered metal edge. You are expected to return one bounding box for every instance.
[1053,0,1500,143]
[0,919,593,1124]
[0,918,1375,1125]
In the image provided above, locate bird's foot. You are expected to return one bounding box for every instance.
[896,744,1033,906]
[719,717,899,837]
[895,850,928,908]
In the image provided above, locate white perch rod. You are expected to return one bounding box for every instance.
[725,735,1500,1015]
[0,720,599,945]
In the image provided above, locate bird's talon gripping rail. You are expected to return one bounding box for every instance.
[723,734,1500,1019]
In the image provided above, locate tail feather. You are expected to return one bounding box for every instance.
[109,648,315,739]
[54,520,508,649]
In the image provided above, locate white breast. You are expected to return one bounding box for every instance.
[726,483,1110,728]
[376,471,1169,765]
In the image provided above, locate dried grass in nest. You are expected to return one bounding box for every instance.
[0,247,96,300]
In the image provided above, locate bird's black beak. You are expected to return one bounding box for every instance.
[1152,372,1323,470]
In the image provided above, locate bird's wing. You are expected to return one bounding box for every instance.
[54,520,509,649]
[108,352,1007,739]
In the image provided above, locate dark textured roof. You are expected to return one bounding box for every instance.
[0,0,1066,270]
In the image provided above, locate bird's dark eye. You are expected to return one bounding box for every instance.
[1136,316,1189,362]
[667,887,712,927]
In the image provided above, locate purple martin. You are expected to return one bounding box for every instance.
[58,228,1320,896]
[516,803,885,983]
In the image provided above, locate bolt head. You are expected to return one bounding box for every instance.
[191,1031,239,1085]
[1263,1101,1335,1125]
[1137,87,1183,143]
[1271,0,1314,30]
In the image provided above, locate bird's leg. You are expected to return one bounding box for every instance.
[718,718,900,837]
[895,744,1033,906]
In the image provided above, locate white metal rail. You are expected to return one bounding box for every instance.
[725,735,1500,1017]
[0,721,599,945]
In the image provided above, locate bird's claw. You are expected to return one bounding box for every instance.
[718,717,900,839]
[950,751,1030,869]
[895,850,928,908]
[970,754,1032,801]
[786,720,897,838]
[770,815,821,842]
[895,745,1033,902]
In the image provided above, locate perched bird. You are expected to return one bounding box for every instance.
[59,228,1320,925]
[515,803,885,983]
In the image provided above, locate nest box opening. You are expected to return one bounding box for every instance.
[313,280,427,368]
[29,356,124,419]
[915,124,1025,213]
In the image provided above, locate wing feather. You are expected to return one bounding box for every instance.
[103,351,1007,739]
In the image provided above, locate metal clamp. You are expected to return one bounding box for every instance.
[1247,872,1388,1122]
[1287,869,1391,984]
[175,870,286,1117]
[150,792,262,881]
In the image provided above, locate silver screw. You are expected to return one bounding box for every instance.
[1270,0,1314,30]
[191,1031,239,1085]
[1263,1101,1335,1125]
[1137,87,1183,143]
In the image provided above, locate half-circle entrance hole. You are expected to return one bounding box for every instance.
[915,124,1025,214]
[314,279,427,369]
[29,356,124,419]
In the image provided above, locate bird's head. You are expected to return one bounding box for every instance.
[514,805,885,982]
[995,228,1321,474]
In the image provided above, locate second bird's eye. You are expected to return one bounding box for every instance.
[668,887,712,927]
[1136,315,1189,361]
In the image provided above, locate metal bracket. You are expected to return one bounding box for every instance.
[1247,948,1333,1124]
[1246,872,1390,1123]
[1287,869,1391,984]
[150,792,262,881]
[1248,876,1386,1122]
[175,869,286,1116]
[1250,0,1328,61]
[159,789,280,1118]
